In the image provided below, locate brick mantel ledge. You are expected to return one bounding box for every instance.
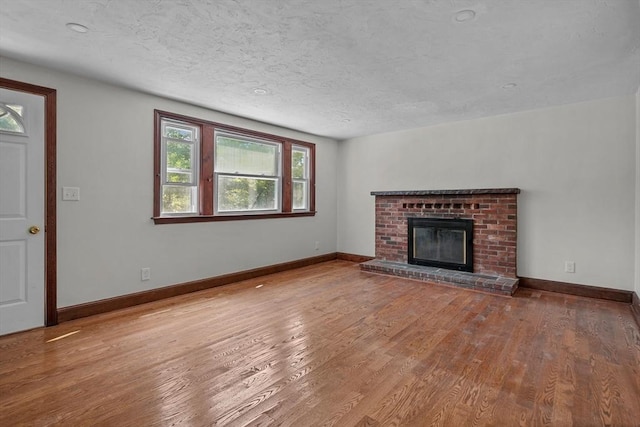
[370,188,521,196]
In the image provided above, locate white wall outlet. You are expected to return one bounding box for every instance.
[315,241,320,251]
[564,261,576,273]
[62,186,80,201]
[141,267,151,281]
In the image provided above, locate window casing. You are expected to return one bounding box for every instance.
[153,110,315,223]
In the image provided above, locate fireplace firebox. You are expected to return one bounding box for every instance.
[408,217,474,272]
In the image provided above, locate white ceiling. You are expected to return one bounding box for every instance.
[1,0,639,140]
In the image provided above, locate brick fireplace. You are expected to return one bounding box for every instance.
[360,188,520,295]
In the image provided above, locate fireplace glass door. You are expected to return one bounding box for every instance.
[408,218,473,272]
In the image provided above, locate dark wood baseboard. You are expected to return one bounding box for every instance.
[57,253,338,322]
[57,252,637,325]
[631,292,640,328]
[336,252,375,263]
[519,277,633,303]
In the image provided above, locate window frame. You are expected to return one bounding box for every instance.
[153,110,316,224]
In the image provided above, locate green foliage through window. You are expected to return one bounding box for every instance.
[162,186,195,213]
[166,142,193,183]
[161,120,198,214]
[218,177,277,211]
[292,149,306,179]
[292,146,309,210]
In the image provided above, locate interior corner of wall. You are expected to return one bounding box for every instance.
[636,86,640,294]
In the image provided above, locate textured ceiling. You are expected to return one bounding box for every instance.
[1,0,639,140]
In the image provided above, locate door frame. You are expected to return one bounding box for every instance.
[1,77,57,326]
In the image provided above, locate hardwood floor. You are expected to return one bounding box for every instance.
[1,260,639,426]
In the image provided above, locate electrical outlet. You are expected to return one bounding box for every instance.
[564,261,575,273]
[141,267,151,281]
[315,241,320,251]
[62,187,80,201]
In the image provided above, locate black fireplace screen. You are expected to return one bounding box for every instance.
[408,217,473,272]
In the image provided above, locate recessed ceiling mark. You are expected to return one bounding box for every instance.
[253,88,269,95]
[502,83,518,89]
[454,10,476,23]
[66,23,89,33]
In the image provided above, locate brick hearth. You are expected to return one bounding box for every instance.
[361,188,520,296]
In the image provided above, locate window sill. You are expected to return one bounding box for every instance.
[152,211,317,224]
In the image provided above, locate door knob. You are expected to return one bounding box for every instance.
[28,225,40,235]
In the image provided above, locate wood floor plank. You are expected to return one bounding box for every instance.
[1,260,639,426]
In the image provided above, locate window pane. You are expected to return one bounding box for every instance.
[162,185,196,214]
[164,125,193,141]
[0,104,25,134]
[292,147,308,179]
[215,133,278,176]
[166,142,193,170]
[6,105,23,116]
[167,171,192,183]
[293,180,307,210]
[217,176,277,212]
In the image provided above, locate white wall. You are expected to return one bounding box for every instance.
[0,57,339,307]
[2,56,636,302]
[338,96,637,291]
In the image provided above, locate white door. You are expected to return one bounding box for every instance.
[0,88,45,335]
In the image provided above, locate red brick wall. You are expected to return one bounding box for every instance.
[374,194,518,277]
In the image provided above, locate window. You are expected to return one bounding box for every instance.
[291,145,310,211]
[161,120,199,214]
[215,131,280,214]
[154,110,315,223]
[0,103,26,134]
